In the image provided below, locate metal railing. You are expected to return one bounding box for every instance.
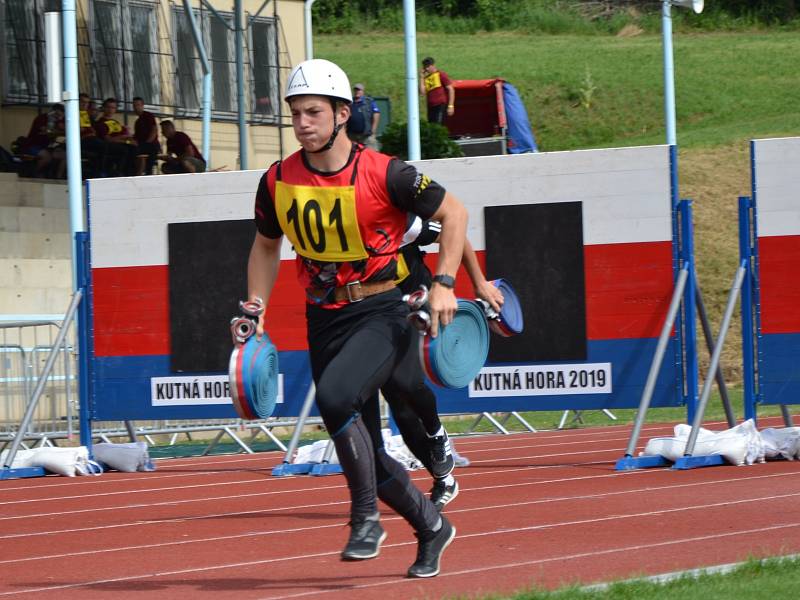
[0,313,79,448]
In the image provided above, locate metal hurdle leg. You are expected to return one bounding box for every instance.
[248,423,288,452]
[1,291,82,479]
[696,285,736,427]
[674,262,746,470]
[310,439,342,476]
[781,406,794,427]
[272,383,318,476]
[616,266,689,470]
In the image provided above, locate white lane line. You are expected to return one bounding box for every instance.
[2,496,799,597]
[2,467,798,563]
[259,522,800,599]
[1,415,743,495]
[0,444,629,506]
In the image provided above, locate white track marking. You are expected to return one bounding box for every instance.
[260,522,800,599]
[2,499,799,597]
[2,470,798,564]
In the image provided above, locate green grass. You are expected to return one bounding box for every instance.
[486,555,800,600]
[315,31,800,152]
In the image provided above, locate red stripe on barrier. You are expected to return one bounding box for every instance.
[92,263,309,357]
[584,241,674,340]
[426,243,673,341]
[93,266,170,357]
[93,241,673,357]
[759,234,800,334]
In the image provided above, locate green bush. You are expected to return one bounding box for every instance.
[378,121,464,160]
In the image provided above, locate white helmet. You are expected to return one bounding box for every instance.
[284,59,352,104]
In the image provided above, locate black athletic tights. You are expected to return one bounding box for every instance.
[306,289,439,532]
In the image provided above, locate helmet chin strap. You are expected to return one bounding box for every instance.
[308,99,345,154]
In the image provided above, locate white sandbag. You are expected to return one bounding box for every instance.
[1,446,96,477]
[674,419,765,465]
[293,439,337,464]
[291,429,467,472]
[641,437,687,462]
[93,442,156,473]
[382,429,424,471]
[761,427,800,460]
[641,420,761,466]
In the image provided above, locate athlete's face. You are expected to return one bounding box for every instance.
[289,95,349,151]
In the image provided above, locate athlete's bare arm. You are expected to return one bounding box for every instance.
[461,238,504,313]
[427,192,468,337]
[247,231,282,336]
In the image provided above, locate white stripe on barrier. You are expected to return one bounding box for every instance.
[752,137,800,238]
[88,146,672,269]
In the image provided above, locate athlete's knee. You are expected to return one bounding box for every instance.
[315,379,359,434]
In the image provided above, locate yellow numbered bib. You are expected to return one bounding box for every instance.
[424,72,442,93]
[275,182,368,262]
[104,119,123,134]
[79,111,91,128]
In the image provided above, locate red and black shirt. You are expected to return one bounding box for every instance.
[254,144,446,306]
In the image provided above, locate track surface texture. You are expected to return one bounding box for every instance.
[2,418,799,599]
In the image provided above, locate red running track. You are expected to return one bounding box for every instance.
[1,419,800,600]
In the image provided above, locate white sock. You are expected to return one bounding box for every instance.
[432,516,442,532]
[443,474,455,486]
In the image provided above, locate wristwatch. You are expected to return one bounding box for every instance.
[432,274,456,289]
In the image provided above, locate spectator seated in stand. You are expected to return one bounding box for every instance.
[78,93,106,178]
[18,103,66,178]
[94,97,137,176]
[131,97,160,176]
[159,121,206,174]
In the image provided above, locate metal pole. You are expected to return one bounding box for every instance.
[75,232,92,450]
[62,0,83,290]
[695,286,735,427]
[684,262,747,456]
[661,1,677,146]
[3,291,83,469]
[624,266,689,457]
[182,0,212,167]
[304,0,317,59]
[279,382,316,465]
[235,0,247,170]
[402,0,421,161]
[739,195,758,422]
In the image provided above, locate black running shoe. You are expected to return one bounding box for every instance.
[407,516,456,578]
[429,430,455,479]
[341,515,386,560]
[430,478,459,511]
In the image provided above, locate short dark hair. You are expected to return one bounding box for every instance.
[422,57,435,67]
[79,92,90,100]
[132,96,144,103]
[52,103,65,112]
[102,97,117,107]
[160,120,174,128]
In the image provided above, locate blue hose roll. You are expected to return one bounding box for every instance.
[229,334,280,420]
[490,278,524,337]
[421,299,489,389]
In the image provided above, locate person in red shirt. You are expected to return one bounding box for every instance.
[21,103,65,178]
[94,97,137,176]
[159,121,205,174]
[132,97,160,176]
[248,59,466,577]
[419,57,455,127]
[78,93,107,178]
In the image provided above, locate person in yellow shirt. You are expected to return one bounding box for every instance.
[419,57,455,127]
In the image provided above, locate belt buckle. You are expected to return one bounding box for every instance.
[345,280,364,303]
